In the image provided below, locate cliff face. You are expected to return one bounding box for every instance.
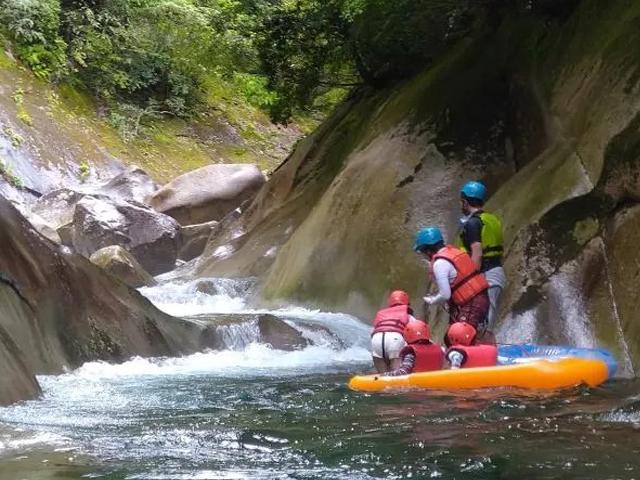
[196,1,640,372]
[0,197,206,405]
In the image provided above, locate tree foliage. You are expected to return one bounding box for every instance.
[0,0,582,126]
[0,0,270,124]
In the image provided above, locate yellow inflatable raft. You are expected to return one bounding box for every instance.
[348,357,609,392]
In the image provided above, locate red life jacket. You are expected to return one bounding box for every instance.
[431,245,489,306]
[401,342,444,372]
[446,344,498,368]
[372,305,410,335]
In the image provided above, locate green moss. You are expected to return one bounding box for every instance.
[573,217,599,245]
[3,126,23,147]
[0,47,15,70]
[56,83,96,116]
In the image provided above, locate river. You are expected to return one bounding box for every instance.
[0,278,639,479]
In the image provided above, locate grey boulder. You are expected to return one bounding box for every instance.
[72,196,181,275]
[89,245,157,288]
[149,164,265,225]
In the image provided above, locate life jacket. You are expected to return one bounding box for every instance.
[400,342,444,372]
[431,245,489,305]
[457,211,504,260]
[446,344,498,368]
[372,305,410,336]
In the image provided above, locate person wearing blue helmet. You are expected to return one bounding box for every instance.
[414,227,490,338]
[457,181,506,337]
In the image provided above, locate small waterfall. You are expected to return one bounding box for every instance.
[548,271,596,348]
[216,321,261,350]
[496,308,539,344]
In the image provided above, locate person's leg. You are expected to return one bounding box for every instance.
[383,332,407,372]
[373,356,389,373]
[371,332,388,373]
[484,266,506,331]
[486,285,503,332]
[389,358,402,370]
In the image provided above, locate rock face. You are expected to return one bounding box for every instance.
[149,164,266,225]
[95,166,158,204]
[256,314,309,350]
[21,211,61,244]
[178,220,219,261]
[0,282,42,405]
[0,196,209,406]
[32,188,85,230]
[195,2,640,370]
[71,196,181,275]
[90,246,157,288]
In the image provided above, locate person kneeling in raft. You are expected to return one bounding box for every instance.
[371,290,418,373]
[413,226,491,341]
[383,320,444,376]
[445,321,497,369]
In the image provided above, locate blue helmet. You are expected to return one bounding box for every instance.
[414,227,444,251]
[460,181,487,202]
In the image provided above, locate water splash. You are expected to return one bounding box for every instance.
[548,271,596,347]
[496,309,538,344]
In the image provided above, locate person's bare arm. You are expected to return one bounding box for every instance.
[470,242,482,270]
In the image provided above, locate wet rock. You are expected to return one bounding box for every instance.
[89,245,157,288]
[183,313,317,351]
[57,222,74,248]
[194,279,219,295]
[178,220,219,261]
[22,211,61,244]
[149,164,265,225]
[31,188,84,230]
[71,196,181,275]
[257,314,309,351]
[0,197,208,406]
[96,166,158,204]
[0,283,41,405]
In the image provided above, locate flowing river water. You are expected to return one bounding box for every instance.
[0,278,639,479]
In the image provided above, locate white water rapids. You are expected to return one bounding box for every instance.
[0,277,372,462]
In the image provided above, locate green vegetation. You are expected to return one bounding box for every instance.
[0,0,581,132]
[0,160,22,187]
[11,87,33,126]
[2,126,23,148]
[79,161,90,181]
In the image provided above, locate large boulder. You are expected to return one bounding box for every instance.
[178,220,219,261]
[21,210,61,244]
[72,196,181,275]
[0,197,216,406]
[31,188,84,230]
[95,166,158,204]
[89,246,157,288]
[149,164,266,225]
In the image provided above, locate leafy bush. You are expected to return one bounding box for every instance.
[0,0,67,78]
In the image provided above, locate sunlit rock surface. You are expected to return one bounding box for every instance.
[149,164,265,225]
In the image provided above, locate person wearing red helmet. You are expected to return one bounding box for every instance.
[445,322,497,369]
[384,320,444,376]
[371,290,416,373]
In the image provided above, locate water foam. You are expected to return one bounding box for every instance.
[64,343,370,380]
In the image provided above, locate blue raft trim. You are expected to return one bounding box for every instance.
[497,344,618,379]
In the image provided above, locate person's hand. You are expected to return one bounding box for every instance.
[423,295,437,305]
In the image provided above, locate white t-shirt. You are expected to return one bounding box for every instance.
[429,258,457,305]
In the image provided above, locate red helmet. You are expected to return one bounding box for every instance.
[404,320,431,344]
[446,322,477,346]
[387,290,410,307]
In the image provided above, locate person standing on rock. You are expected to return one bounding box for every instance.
[456,181,506,339]
[414,227,490,340]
